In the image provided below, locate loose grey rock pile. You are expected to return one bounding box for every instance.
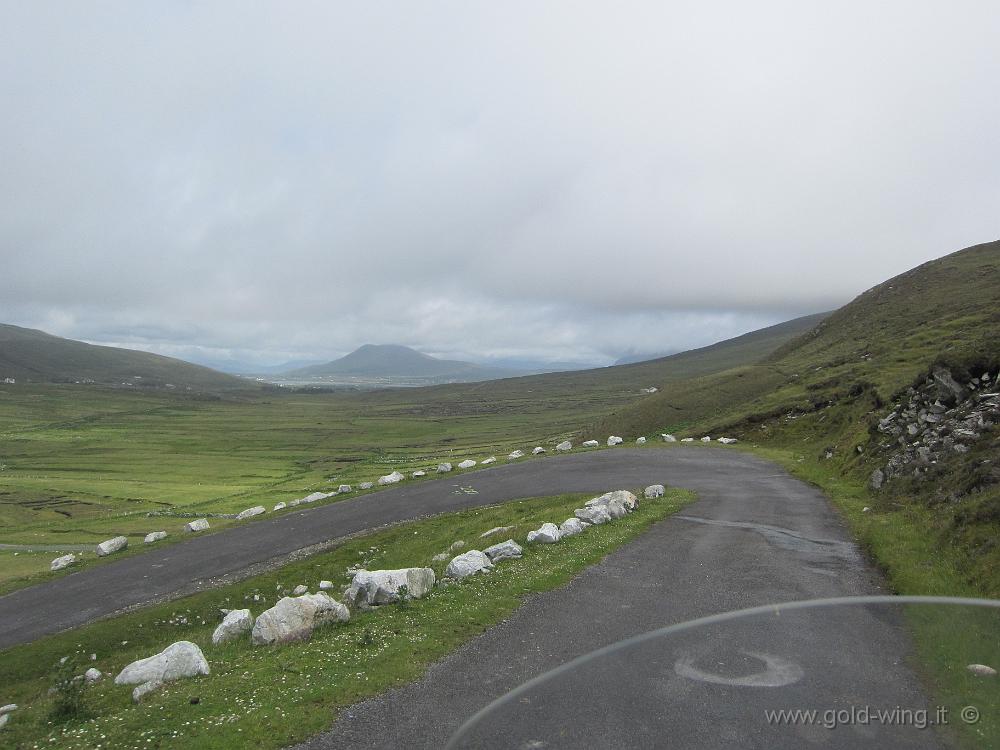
[872,367,997,487]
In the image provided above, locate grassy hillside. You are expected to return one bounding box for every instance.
[0,309,823,575]
[597,239,1000,597]
[0,324,251,392]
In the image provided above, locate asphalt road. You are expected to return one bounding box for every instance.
[0,448,945,747]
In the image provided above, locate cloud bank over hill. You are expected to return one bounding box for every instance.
[2,2,998,367]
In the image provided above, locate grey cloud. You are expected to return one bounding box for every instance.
[2,2,998,366]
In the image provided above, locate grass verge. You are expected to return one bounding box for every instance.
[0,487,692,749]
[752,446,998,749]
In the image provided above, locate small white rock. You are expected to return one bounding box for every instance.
[556,440,573,452]
[700,436,712,443]
[212,609,254,646]
[607,436,623,446]
[132,680,163,703]
[359,482,374,490]
[559,518,588,537]
[680,437,695,442]
[236,506,266,520]
[318,580,334,590]
[273,502,287,511]
[185,518,210,533]
[50,554,77,571]
[527,523,561,544]
[84,668,102,683]
[862,506,872,513]
[445,550,494,579]
[662,434,677,442]
[582,440,600,447]
[483,539,523,562]
[412,470,426,478]
[0,704,17,715]
[967,663,997,677]
[115,641,210,686]
[481,457,497,465]
[377,471,405,485]
[508,450,525,460]
[437,463,453,473]
[292,584,309,595]
[338,484,352,493]
[457,459,477,469]
[717,437,738,445]
[644,484,665,499]
[144,531,167,544]
[96,536,128,557]
[636,437,647,444]
[532,447,546,455]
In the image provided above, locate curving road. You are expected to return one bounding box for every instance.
[1,447,944,747]
[0,446,859,650]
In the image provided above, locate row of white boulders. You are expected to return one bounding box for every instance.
[525,489,650,547]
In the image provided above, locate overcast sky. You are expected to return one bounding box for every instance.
[2,2,998,367]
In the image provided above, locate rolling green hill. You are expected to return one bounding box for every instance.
[285,344,523,383]
[0,324,251,392]
[597,239,1000,596]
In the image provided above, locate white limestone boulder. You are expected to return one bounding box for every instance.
[481,457,497,465]
[319,580,334,590]
[437,463,453,473]
[84,667,102,683]
[556,440,573,452]
[636,437,647,445]
[132,680,163,703]
[582,440,600,448]
[212,609,254,646]
[96,536,128,557]
[700,436,712,443]
[359,482,374,490]
[236,506,265,520]
[507,450,525,460]
[680,437,695,443]
[144,531,167,544]
[575,505,612,525]
[251,592,349,645]
[458,459,477,469]
[338,484,352,493]
[717,437,738,445]
[344,567,436,606]
[273,502,287,511]
[644,484,665,499]
[50,553,77,571]
[412,470,426,478]
[185,518,210,532]
[445,550,494,579]
[526,523,561,544]
[532,447,546,455]
[292,584,309,595]
[483,539,523,562]
[115,641,209,686]
[607,436,623,446]
[662,434,677,442]
[587,490,639,512]
[559,518,588,537]
[377,471,404,486]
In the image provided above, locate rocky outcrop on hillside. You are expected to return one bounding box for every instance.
[872,367,998,487]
